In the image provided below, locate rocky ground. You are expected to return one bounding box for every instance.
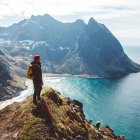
[0,87,126,140]
[0,50,26,101]
[0,76,26,101]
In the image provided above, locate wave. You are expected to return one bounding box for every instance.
[0,80,33,110]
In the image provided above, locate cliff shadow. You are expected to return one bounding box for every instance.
[31,100,55,134]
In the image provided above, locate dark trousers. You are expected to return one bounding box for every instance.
[33,85,42,102]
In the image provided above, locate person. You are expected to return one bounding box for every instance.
[31,55,43,104]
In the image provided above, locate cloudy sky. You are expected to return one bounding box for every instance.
[0,0,140,46]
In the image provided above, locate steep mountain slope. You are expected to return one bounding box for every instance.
[0,50,26,101]
[0,87,126,140]
[77,18,140,76]
[0,14,139,77]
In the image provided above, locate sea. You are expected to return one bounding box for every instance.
[0,46,140,140]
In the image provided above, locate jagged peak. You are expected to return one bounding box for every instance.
[88,17,99,27]
[75,19,85,24]
[31,14,52,20]
[43,14,53,19]
[30,14,61,25]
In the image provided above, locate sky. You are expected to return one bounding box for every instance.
[0,0,140,46]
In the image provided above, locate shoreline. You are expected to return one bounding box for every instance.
[0,80,33,110]
[43,73,104,79]
[0,75,101,109]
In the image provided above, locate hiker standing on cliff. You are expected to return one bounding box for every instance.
[31,55,43,104]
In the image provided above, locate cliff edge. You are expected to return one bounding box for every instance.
[0,50,26,101]
[0,87,126,140]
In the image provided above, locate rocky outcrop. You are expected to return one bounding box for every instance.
[0,50,26,101]
[0,87,126,140]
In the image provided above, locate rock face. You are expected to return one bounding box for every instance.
[0,14,139,77]
[0,50,26,101]
[0,87,126,140]
[0,51,11,81]
[77,18,140,77]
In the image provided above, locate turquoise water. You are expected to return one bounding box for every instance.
[44,74,140,140]
[43,47,140,140]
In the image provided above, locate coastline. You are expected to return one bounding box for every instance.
[0,79,33,110]
[43,73,104,79]
[0,74,100,110]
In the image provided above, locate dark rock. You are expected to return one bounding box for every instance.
[73,100,83,109]
[75,135,84,140]
[89,120,92,124]
[95,121,101,129]
[105,125,114,133]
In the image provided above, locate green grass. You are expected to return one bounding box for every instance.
[21,115,44,139]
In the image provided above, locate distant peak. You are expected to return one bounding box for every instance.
[30,14,54,21]
[42,14,56,20]
[43,14,52,18]
[88,17,98,26]
[75,19,85,24]
[73,19,85,26]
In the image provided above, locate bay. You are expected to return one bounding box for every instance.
[43,46,140,140]
[44,72,140,140]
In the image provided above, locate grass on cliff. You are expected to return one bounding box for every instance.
[17,87,120,140]
[19,87,89,139]
[20,99,56,140]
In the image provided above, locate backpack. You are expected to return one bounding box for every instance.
[27,65,33,80]
[26,64,40,80]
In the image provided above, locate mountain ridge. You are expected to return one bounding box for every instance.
[0,87,126,140]
[0,14,140,77]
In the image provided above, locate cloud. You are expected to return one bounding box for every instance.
[0,0,140,46]
[0,15,23,26]
[101,5,134,11]
[0,0,140,21]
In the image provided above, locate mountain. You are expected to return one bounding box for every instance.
[77,18,140,76]
[0,87,126,139]
[0,50,26,101]
[0,14,139,77]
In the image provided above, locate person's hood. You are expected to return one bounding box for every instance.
[31,61,41,67]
